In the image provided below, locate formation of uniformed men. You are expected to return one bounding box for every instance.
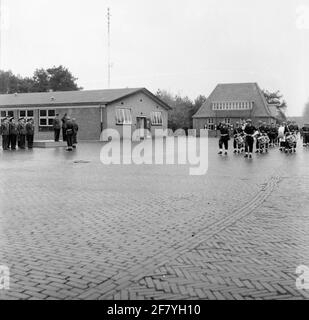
[52,114,79,151]
[0,117,35,151]
[217,119,301,158]
[1,114,79,152]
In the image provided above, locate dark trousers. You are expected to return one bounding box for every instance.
[73,133,77,146]
[19,135,26,149]
[62,128,67,141]
[245,136,254,153]
[2,135,9,150]
[67,134,73,149]
[7,135,11,149]
[304,133,309,144]
[54,129,60,142]
[219,137,229,150]
[10,134,17,150]
[27,134,34,148]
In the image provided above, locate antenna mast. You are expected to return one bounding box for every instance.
[107,7,111,88]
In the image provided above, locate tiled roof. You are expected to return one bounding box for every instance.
[0,88,171,110]
[193,83,273,119]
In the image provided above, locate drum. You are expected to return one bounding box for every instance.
[258,135,267,144]
[235,135,244,145]
[286,134,296,146]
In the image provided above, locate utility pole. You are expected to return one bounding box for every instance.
[107,7,111,89]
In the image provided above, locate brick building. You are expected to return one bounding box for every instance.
[193,83,286,131]
[0,88,170,141]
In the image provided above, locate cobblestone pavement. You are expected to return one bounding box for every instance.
[0,138,308,300]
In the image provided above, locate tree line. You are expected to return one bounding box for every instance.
[1,66,291,128]
[0,66,81,94]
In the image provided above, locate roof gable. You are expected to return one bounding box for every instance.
[193,83,271,118]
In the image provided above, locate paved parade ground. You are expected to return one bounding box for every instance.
[1,138,309,300]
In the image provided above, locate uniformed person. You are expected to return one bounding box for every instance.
[0,118,10,150]
[61,113,68,142]
[302,124,309,147]
[53,114,61,142]
[17,118,27,149]
[268,123,278,147]
[217,122,230,155]
[243,119,258,159]
[65,117,74,151]
[255,121,267,153]
[9,118,19,150]
[233,122,244,153]
[72,118,79,149]
[26,118,35,149]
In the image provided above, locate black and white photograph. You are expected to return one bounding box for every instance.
[1,0,309,306]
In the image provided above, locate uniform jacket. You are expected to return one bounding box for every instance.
[66,120,74,135]
[72,123,79,134]
[0,122,10,136]
[18,122,27,135]
[9,122,19,135]
[53,118,61,130]
[26,122,35,135]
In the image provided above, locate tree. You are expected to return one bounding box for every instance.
[262,89,287,111]
[156,89,206,131]
[0,65,82,94]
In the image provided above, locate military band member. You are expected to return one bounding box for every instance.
[243,119,258,159]
[217,122,230,155]
[233,122,244,153]
[302,124,309,147]
[26,118,35,149]
[255,121,268,153]
[17,118,27,149]
[0,117,10,150]
[268,123,278,147]
[53,114,61,142]
[9,118,19,150]
[72,118,79,149]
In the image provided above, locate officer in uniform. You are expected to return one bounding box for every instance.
[217,122,230,155]
[0,118,10,150]
[26,118,35,149]
[53,114,61,142]
[18,118,27,149]
[61,113,68,142]
[72,118,79,149]
[243,119,258,159]
[65,117,74,151]
[9,118,19,150]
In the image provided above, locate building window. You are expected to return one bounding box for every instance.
[224,118,231,124]
[151,111,163,126]
[39,109,55,127]
[19,110,34,121]
[116,108,132,125]
[0,110,14,121]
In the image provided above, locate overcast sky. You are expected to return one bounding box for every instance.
[1,0,309,116]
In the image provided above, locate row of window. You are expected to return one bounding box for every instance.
[1,110,55,127]
[212,101,253,111]
[1,109,163,127]
[115,109,163,126]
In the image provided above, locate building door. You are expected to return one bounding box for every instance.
[136,117,146,139]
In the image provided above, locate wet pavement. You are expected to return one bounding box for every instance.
[0,138,309,300]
